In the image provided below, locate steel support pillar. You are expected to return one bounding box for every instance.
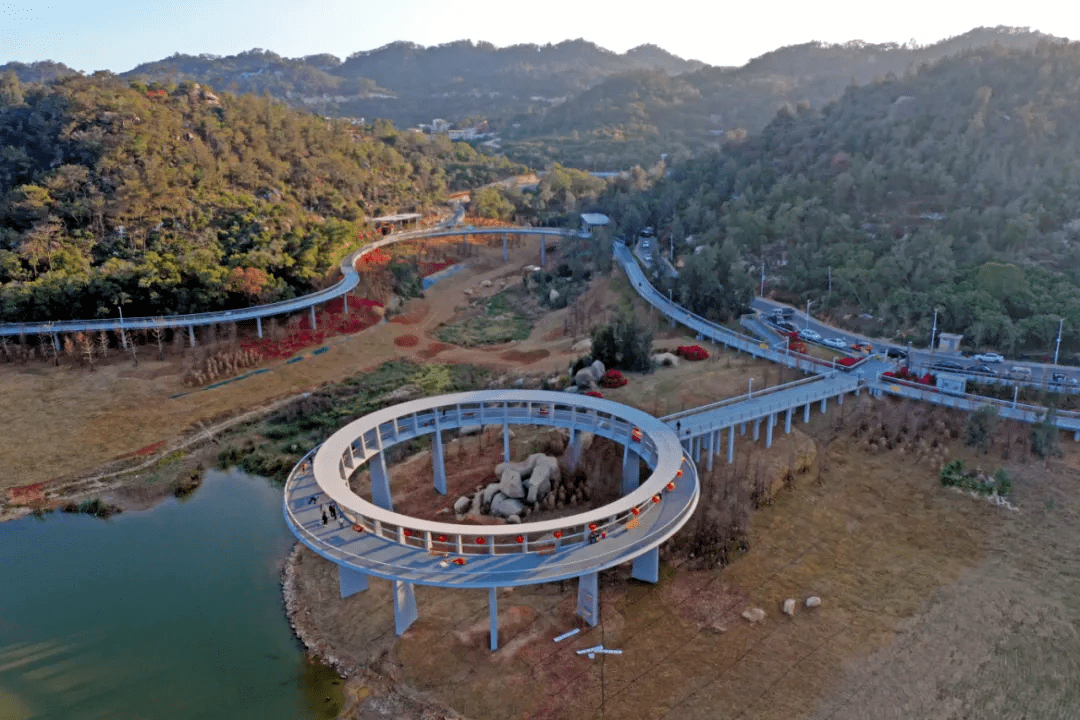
[343,293,349,315]
[502,233,508,262]
[188,325,196,346]
[567,429,581,474]
[632,547,659,583]
[753,419,761,442]
[622,446,640,494]
[838,392,844,406]
[820,397,827,414]
[706,431,715,472]
[728,426,735,463]
[1075,430,1080,442]
[393,580,418,635]
[503,420,511,463]
[766,414,774,448]
[338,566,368,598]
[432,422,447,495]
[256,316,263,338]
[309,306,317,330]
[576,572,599,626]
[489,587,499,652]
[785,407,793,434]
[539,235,545,267]
[804,403,811,423]
[370,451,393,510]
[740,422,747,436]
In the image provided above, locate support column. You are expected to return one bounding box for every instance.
[393,580,418,635]
[338,566,368,598]
[489,586,499,652]
[622,445,640,494]
[343,293,349,315]
[740,422,747,436]
[188,325,196,346]
[370,452,393,510]
[576,572,599,626]
[503,420,511,463]
[432,421,447,495]
[632,547,659,583]
[728,426,735,463]
[820,397,827,414]
[804,403,811,423]
[838,392,844,406]
[567,428,581,474]
[256,316,263,339]
[753,419,761,442]
[766,414,774,448]
[706,431,715,472]
[309,306,317,331]
[502,233,508,262]
[785,407,793,434]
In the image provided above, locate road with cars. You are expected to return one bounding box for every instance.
[749,297,1080,389]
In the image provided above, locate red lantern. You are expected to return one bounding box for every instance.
[476,537,486,544]
[352,524,364,532]
[601,532,607,539]
[553,531,563,539]
[516,535,525,543]
[652,495,661,503]
[436,535,447,543]
[588,523,597,531]
[666,482,676,491]
[631,507,640,516]
[677,469,683,477]
[403,529,412,537]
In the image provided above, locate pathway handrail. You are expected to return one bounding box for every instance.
[662,373,831,422]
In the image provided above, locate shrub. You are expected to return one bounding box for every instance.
[1031,408,1061,458]
[591,313,653,372]
[965,405,999,451]
[676,345,709,361]
[584,390,604,398]
[994,468,1012,496]
[599,369,628,388]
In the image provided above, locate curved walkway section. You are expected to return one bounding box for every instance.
[0,225,585,337]
[283,390,698,647]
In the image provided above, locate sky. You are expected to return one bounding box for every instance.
[1,0,1077,73]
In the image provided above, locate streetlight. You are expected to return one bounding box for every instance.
[759,261,765,297]
[805,300,814,331]
[116,299,127,349]
[929,307,938,352]
[1054,317,1064,366]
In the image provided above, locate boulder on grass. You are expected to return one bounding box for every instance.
[527,464,552,505]
[453,496,471,515]
[741,607,766,624]
[482,483,502,507]
[490,496,525,518]
[575,368,597,390]
[499,469,526,500]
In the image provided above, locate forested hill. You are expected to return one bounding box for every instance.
[0,74,523,322]
[113,40,704,128]
[509,26,1060,169]
[617,42,1080,357]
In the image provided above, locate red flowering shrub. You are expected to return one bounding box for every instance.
[599,369,628,388]
[584,390,604,398]
[836,356,858,367]
[676,345,709,361]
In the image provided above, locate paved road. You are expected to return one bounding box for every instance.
[750,297,1080,388]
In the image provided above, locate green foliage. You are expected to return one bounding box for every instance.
[939,459,1010,496]
[591,312,653,372]
[433,288,532,346]
[964,405,1000,451]
[0,75,518,322]
[994,468,1013,496]
[1031,408,1061,459]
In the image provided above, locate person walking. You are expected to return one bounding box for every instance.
[321,508,328,526]
[329,504,337,520]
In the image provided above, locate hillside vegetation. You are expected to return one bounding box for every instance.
[0,73,521,322]
[618,42,1080,358]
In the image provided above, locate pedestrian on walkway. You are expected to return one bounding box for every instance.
[321,508,328,526]
[329,504,337,519]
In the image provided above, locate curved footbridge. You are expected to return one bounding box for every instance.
[284,391,699,651]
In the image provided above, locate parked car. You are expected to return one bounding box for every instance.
[799,328,821,341]
[776,320,798,332]
[1011,366,1032,378]
[771,307,795,320]
[885,346,908,359]
[930,360,965,372]
[966,363,996,375]
[851,343,872,353]
[1052,373,1079,385]
[823,337,848,349]
[973,352,1005,363]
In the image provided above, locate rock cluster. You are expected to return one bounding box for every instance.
[455,453,563,522]
[574,359,606,390]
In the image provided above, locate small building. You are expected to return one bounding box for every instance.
[938,333,963,353]
[580,213,610,232]
[371,212,423,235]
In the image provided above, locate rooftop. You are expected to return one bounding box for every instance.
[371,213,423,223]
[580,213,611,226]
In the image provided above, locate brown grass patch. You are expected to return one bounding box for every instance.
[389,300,430,325]
[499,348,550,364]
[416,341,454,359]
[393,334,419,348]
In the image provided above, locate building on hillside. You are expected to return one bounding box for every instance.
[371,213,423,235]
[432,119,450,133]
[938,333,963,353]
[580,213,611,233]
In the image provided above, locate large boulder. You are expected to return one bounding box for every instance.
[571,338,592,354]
[575,368,597,390]
[499,469,526,499]
[490,495,525,518]
[651,352,679,367]
[482,482,502,507]
[453,496,471,515]
[496,458,537,478]
[527,464,553,505]
[590,360,606,382]
[528,453,561,484]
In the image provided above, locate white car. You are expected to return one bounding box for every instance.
[973,352,1004,363]
[798,328,821,342]
[823,337,847,349]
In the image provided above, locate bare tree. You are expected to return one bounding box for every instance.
[62,334,75,367]
[150,319,167,361]
[127,332,139,366]
[39,325,58,367]
[0,336,10,363]
[76,332,95,371]
[97,331,110,365]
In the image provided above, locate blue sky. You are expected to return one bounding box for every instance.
[2,0,1077,73]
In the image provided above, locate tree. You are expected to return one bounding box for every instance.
[964,404,999,452]
[591,312,653,373]
[76,332,95,371]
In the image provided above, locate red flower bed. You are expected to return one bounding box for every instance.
[417,260,455,277]
[355,247,392,270]
[599,369,628,388]
[676,345,710,361]
[836,356,859,367]
[584,390,604,398]
[239,299,383,360]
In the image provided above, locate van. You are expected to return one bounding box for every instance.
[771,307,794,320]
[1011,366,1032,378]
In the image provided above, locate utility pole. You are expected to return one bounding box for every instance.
[805,299,813,331]
[1054,317,1064,366]
[760,261,765,297]
[930,307,938,359]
